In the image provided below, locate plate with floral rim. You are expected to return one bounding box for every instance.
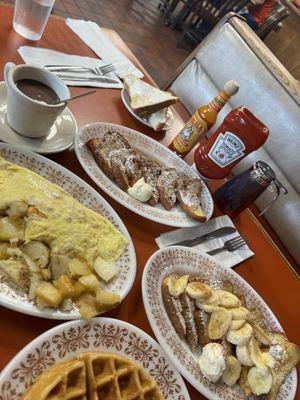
[0,317,191,400]
[74,122,214,227]
[0,142,136,320]
[142,246,297,400]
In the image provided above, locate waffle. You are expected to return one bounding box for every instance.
[22,352,163,400]
[22,358,87,400]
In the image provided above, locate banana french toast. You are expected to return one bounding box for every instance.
[162,273,299,398]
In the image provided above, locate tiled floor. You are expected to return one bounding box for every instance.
[3,0,193,87]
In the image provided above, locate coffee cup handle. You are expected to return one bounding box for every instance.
[4,62,16,83]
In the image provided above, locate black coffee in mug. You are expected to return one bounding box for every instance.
[16,79,60,105]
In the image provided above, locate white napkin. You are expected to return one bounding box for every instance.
[66,18,144,79]
[156,216,254,268]
[18,46,123,89]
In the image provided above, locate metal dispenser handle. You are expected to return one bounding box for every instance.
[259,179,288,216]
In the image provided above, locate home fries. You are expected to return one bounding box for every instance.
[0,157,128,319]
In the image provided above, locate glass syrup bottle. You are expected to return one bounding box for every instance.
[169,80,239,158]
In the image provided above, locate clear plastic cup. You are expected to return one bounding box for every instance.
[13,0,56,41]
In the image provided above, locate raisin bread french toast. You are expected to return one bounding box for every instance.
[87,131,208,221]
[86,132,131,179]
[177,178,206,222]
[157,168,178,210]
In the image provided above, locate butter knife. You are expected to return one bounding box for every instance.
[170,227,236,247]
[56,75,117,84]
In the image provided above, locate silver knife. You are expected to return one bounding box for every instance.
[169,227,236,247]
[58,77,118,85]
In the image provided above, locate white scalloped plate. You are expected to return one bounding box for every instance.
[0,143,136,320]
[74,122,214,227]
[142,246,297,400]
[0,317,191,400]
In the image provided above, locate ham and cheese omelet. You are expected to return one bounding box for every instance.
[0,157,128,319]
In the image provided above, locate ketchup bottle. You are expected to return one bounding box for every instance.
[194,107,269,179]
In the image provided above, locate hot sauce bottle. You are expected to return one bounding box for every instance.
[194,107,269,179]
[169,80,239,158]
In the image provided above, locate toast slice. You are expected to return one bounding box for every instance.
[86,131,131,179]
[177,178,206,222]
[140,159,162,206]
[194,309,211,348]
[157,168,179,210]
[179,291,198,352]
[239,366,252,397]
[124,152,143,186]
[124,74,178,115]
[267,333,300,400]
[162,276,186,339]
[148,108,169,131]
[110,149,133,190]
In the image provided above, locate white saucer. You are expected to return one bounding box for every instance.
[0,81,77,154]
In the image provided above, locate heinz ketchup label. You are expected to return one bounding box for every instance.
[194,107,269,180]
[208,132,246,168]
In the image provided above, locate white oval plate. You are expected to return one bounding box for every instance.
[0,143,136,319]
[121,88,174,130]
[142,246,297,400]
[0,317,191,400]
[0,81,77,154]
[75,122,214,227]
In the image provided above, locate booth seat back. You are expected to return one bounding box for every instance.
[171,14,300,264]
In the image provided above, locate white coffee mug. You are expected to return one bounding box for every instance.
[4,62,70,138]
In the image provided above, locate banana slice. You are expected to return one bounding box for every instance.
[167,275,189,297]
[226,322,253,345]
[247,366,273,395]
[186,281,212,300]
[249,336,267,369]
[229,307,250,320]
[215,290,241,308]
[252,325,271,346]
[222,355,242,386]
[196,302,222,313]
[201,290,220,305]
[261,351,275,369]
[230,319,245,330]
[208,309,232,340]
[236,344,254,367]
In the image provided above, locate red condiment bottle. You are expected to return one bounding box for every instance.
[194,107,269,179]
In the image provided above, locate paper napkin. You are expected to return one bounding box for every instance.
[66,18,144,79]
[18,46,123,89]
[156,216,254,268]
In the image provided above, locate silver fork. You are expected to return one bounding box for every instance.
[45,64,116,76]
[207,236,246,255]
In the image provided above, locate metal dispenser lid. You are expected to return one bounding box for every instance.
[253,160,288,215]
[253,161,276,183]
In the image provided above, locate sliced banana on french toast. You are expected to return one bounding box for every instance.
[236,344,254,367]
[226,322,253,345]
[215,290,241,308]
[186,281,212,301]
[222,355,242,386]
[208,309,232,340]
[248,365,273,395]
[161,273,299,397]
